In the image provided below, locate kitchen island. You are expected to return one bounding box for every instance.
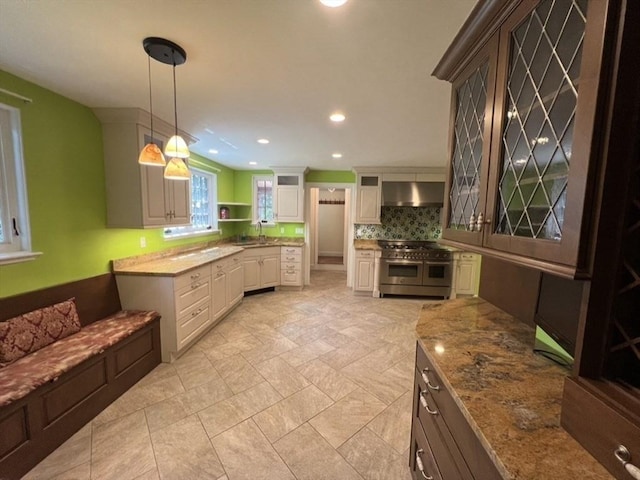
[411,297,612,479]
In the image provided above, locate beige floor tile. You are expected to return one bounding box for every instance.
[274,423,363,480]
[309,388,387,448]
[342,361,411,405]
[211,419,295,480]
[198,381,282,438]
[144,396,189,433]
[367,390,413,454]
[201,335,264,361]
[318,340,371,370]
[91,410,156,480]
[213,353,265,393]
[338,427,408,480]
[214,319,254,342]
[280,339,336,367]
[321,331,357,348]
[133,362,178,388]
[151,415,225,480]
[176,355,218,390]
[298,359,358,401]
[48,462,91,480]
[255,356,310,397]
[241,337,299,365]
[22,424,92,480]
[133,469,160,480]
[253,385,333,442]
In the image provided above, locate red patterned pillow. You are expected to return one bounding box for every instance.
[0,298,81,365]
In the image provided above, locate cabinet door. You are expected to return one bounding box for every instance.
[275,186,302,222]
[442,37,497,246]
[455,261,476,295]
[355,258,374,291]
[141,163,170,226]
[242,256,260,291]
[356,186,381,224]
[167,178,191,226]
[484,0,607,270]
[261,255,280,287]
[211,272,227,319]
[226,262,244,306]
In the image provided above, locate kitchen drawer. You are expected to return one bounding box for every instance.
[175,276,211,315]
[177,301,210,348]
[281,246,302,256]
[460,253,477,261]
[414,370,471,480]
[281,253,301,263]
[174,265,211,291]
[410,416,442,480]
[416,343,501,479]
[281,262,300,271]
[281,269,302,286]
[355,249,375,259]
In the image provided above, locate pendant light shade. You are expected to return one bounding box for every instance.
[165,135,190,158]
[138,143,166,166]
[164,158,190,180]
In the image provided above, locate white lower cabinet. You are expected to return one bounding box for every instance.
[451,252,481,298]
[354,249,376,293]
[242,246,281,292]
[280,246,304,288]
[116,253,243,363]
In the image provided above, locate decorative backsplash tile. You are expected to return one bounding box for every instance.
[355,206,442,240]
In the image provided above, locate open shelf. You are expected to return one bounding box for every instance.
[218,202,251,206]
[218,218,252,222]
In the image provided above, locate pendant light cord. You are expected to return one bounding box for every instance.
[147,55,155,143]
[172,52,179,139]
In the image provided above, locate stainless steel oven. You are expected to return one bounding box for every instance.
[378,240,452,298]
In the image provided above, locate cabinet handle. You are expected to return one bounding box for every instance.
[419,391,438,415]
[217,272,224,277]
[191,308,202,317]
[615,445,640,480]
[217,264,223,269]
[415,450,434,480]
[190,273,200,279]
[191,282,201,289]
[287,256,295,260]
[475,212,491,232]
[234,257,240,262]
[422,368,440,391]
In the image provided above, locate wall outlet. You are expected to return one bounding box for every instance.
[280,227,284,234]
[139,236,146,248]
[295,227,304,234]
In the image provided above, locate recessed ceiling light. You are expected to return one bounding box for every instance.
[330,112,346,123]
[208,149,218,154]
[249,161,257,166]
[257,138,270,144]
[320,0,348,7]
[332,153,343,159]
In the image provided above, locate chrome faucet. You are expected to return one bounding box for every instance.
[256,221,266,243]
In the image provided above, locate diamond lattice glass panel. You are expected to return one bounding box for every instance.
[496,0,586,240]
[448,62,488,230]
[191,171,211,228]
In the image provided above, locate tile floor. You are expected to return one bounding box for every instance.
[23,271,430,480]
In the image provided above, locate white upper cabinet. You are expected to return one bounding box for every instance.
[93,108,196,228]
[355,173,382,224]
[272,167,307,223]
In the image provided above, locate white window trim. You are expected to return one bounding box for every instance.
[0,103,40,265]
[164,167,219,239]
[252,174,276,226]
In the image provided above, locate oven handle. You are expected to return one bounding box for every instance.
[381,259,424,266]
[423,261,452,266]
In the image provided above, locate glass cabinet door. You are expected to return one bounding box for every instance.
[484,0,605,271]
[442,37,498,246]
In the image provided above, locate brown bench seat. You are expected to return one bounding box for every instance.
[0,273,161,480]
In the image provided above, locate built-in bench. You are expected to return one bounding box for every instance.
[0,273,161,480]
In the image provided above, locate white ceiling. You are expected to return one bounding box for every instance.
[0,0,476,171]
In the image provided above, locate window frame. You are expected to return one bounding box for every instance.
[0,102,39,265]
[252,174,275,225]
[164,167,219,239]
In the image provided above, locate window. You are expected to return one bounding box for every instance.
[253,175,274,224]
[0,103,38,264]
[164,168,218,238]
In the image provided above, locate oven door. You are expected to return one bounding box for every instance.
[380,259,424,286]
[422,261,452,287]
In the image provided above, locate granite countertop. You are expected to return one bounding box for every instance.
[416,297,612,480]
[113,238,304,277]
[353,239,381,250]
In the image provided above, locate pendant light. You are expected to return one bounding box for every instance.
[138,54,166,166]
[142,37,190,180]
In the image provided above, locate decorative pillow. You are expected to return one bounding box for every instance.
[0,298,81,365]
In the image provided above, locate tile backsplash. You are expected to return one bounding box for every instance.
[355,206,442,240]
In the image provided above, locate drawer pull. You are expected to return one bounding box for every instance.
[191,308,203,317]
[217,264,223,269]
[191,282,201,289]
[217,272,224,277]
[615,445,640,480]
[420,391,438,415]
[190,273,200,279]
[422,368,440,391]
[415,450,434,480]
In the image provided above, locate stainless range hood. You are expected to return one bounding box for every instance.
[381,181,445,207]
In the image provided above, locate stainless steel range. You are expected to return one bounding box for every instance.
[378,240,452,298]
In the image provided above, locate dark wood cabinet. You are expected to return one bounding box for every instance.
[434,0,640,478]
[435,0,613,279]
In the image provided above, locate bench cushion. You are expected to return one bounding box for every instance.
[0,298,81,365]
[0,309,159,407]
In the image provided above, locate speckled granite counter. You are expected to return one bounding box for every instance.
[113,238,304,276]
[353,239,381,250]
[416,297,612,479]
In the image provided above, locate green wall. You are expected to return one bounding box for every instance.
[0,71,349,297]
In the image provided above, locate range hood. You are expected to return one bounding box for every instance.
[381,181,445,207]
